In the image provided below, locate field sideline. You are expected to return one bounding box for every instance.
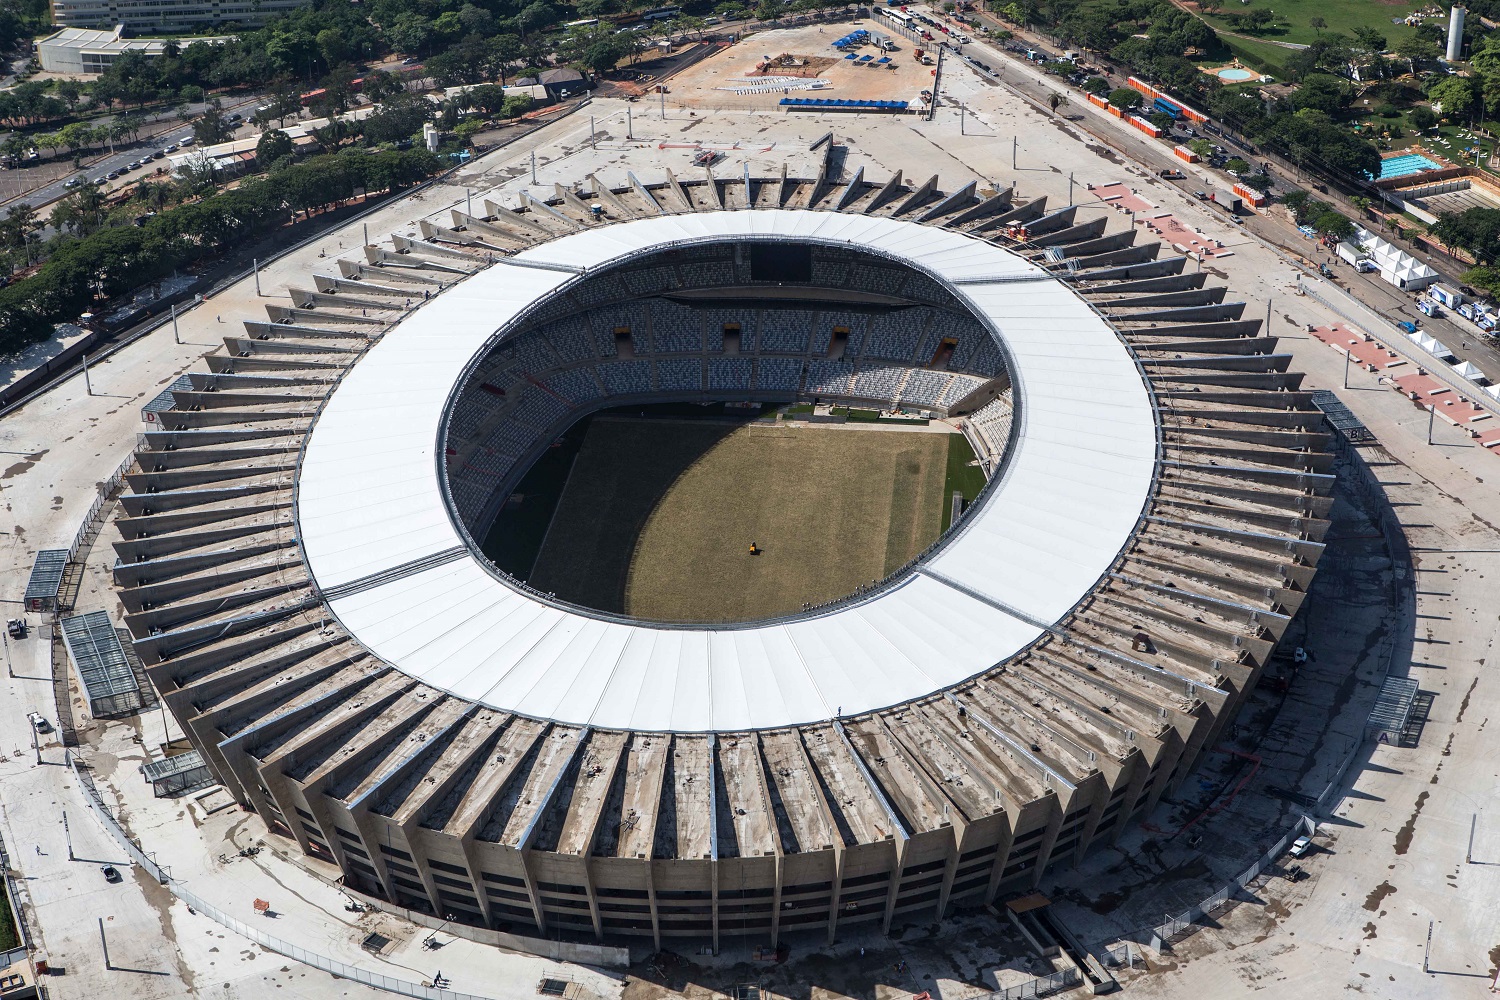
[526,416,955,623]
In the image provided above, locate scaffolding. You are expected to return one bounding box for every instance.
[142,750,213,797]
[22,549,68,612]
[60,611,145,717]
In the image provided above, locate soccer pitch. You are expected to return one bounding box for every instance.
[525,415,954,623]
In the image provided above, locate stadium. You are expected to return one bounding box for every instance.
[114,154,1331,951]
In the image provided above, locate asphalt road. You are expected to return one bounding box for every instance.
[0,92,267,212]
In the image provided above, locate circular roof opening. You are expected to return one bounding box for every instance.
[296,211,1155,731]
[441,241,1013,625]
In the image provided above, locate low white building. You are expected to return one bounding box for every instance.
[37,26,166,74]
[52,0,308,32]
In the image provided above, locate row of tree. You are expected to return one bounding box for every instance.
[0,146,444,353]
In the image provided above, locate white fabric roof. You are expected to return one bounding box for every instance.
[296,211,1157,731]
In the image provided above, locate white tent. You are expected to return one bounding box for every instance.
[1355,227,1439,290]
[1453,360,1487,382]
[1408,330,1456,360]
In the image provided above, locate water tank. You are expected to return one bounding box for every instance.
[1447,6,1466,61]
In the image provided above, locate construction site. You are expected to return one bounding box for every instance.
[665,22,939,113]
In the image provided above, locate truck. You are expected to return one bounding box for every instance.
[1211,190,1242,213]
[1430,283,1463,309]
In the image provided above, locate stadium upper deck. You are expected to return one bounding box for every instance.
[112,149,1331,949]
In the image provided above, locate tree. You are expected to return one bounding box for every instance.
[1242,7,1274,33]
[1396,34,1439,75]
[1409,106,1437,131]
[1225,156,1250,175]
[1428,74,1477,119]
[316,27,349,69]
[1188,138,1213,157]
[256,128,294,167]
[1107,87,1142,110]
[1048,91,1069,116]
[1082,76,1108,96]
[1431,207,1500,265]
[1309,15,1326,34]
[1311,209,1354,242]
[387,12,435,56]
[1289,73,1354,115]
[583,35,627,76]
[194,102,235,146]
[516,2,559,37]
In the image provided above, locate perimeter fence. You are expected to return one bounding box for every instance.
[1144,815,1315,949]
[988,967,1081,1000]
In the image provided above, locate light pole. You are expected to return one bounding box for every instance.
[253,258,261,297]
[1343,347,1350,389]
[63,811,73,861]
[171,302,180,344]
[81,353,92,396]
[1468,812,1477,864]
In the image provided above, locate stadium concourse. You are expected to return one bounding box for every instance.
[111,151,1332,951]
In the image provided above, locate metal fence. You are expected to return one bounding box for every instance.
[990,967,1081,1000]
[1145,815,1316,949]
[70,760,495,1000]
[65,453,133,564]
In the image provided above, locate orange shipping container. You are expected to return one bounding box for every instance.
[1174,144,1200,162]
[1087,92,1108,108]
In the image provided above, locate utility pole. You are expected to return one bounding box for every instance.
[466,188,472,217]
[99,918,111,970]
[1265,297,1272,329]
[531,149,538,184]
[1012,136,1017,170]
[660,86,665,120]
[1423,920,1432,973]
[1068,171,1074,206]
[627,106,634,141]
[590,115,596,148]
[1428,403,1436,445]
[63,811,73,861]
[81,353,92,396]
[171,302,180,344]
[959,104,965,135]
[253,258,261,297]
[1343,347,1350,389]
[363,222,369,246]
[1468,813,1476,864]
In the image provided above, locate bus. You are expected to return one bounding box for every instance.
[565,17,600,28]
[878,7,912,27]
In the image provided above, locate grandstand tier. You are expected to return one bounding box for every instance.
[108,170,1330,954]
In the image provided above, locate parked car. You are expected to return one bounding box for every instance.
[1289,835,1313,858]
[27,712,50,733]
[106,170,119,180]
[101,865,123,883]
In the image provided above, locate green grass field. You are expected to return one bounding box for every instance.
[521,416,957,623]
[1199,0,1422,51]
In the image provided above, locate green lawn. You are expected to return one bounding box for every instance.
[1198,0,1424,50]
[941,434,987,532]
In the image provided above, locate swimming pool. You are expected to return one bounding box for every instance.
[1380,153,1442,179]
[1217,67,1256,82]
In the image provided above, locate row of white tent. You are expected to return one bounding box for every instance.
[1405,330,1499,398]
[1356,226,1439,291]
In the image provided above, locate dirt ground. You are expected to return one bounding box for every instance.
[666,22,937,112]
